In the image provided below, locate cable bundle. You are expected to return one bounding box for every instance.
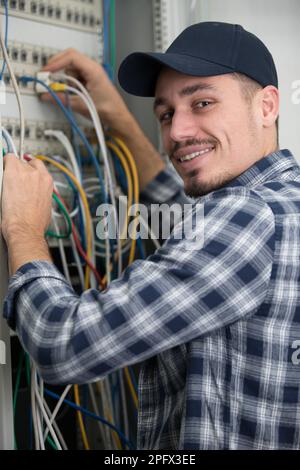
[0,2,161,451]
[0,0,164,450]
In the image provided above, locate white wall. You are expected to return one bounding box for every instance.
[158,0,300,161]
[196,0,300,161]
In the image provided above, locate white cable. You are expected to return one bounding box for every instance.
[1,126,18,155]
[33,377,62,450]
[52,154,78,174]
[0,30,24,159]
[52,180,79,219]
[52,73,94,110]
[42,398,68,450]
[46,136,97,288]
[51,213,72,285]
[96,379,114,449]
[62,82,121,278]
[43,384,71,445]
[44,130,81,183]
[31,367,45,450]
[30,365,40,450]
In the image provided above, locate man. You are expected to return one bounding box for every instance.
[2,22,300,449]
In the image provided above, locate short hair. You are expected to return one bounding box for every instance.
[232,72,279,146]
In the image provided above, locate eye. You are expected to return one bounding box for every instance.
[158,110,173,123]
[195,100,211,109]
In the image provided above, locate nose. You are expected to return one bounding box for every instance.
[169,109,199,142]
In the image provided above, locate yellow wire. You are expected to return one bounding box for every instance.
[99,141,135,287]
[124,367,138,409]
[36,154,91,450]
[106,135,140,265]
[35,154,92,288]
[106,136,140,411]
[106,141,133,242]
[73,385,90,450]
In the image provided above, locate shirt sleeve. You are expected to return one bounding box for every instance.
[3,187,275,385]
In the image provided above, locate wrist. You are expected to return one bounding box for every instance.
[4,222,45,248]
[6,233,51,276]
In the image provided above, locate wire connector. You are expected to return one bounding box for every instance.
[50,82,67,92]
[35,71,51,93]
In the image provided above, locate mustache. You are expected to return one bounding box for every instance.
[170,139,218,158]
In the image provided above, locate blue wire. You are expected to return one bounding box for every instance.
[44,387,135,450]
[19,76,107,204]
[136,238,146,259]
[1,129,10,153]
[65,91,83,176]
[0,1,8,80]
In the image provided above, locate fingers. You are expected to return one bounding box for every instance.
[40,93,90,117]
[4,154,47,174]
[40,91,68,104]
[3,153,20,168]
[27,157,46,170]
[42,48,87,73]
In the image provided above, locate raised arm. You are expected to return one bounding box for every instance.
[42,48,165,191]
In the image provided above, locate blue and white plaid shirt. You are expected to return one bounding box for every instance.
[4,149,300,449]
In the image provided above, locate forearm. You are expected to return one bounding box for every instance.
[6,232,52,276]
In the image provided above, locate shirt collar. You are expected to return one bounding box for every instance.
[223,149,299,189]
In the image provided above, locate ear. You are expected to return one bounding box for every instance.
[261,85,279,128]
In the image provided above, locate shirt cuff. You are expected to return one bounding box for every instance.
[140,163,183,204]
[3,260,68,331]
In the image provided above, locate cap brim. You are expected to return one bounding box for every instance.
[118,52,234,97]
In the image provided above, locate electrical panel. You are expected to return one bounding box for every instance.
[0,1,102,157]
[0,0,104,450]
[1,0,101,32]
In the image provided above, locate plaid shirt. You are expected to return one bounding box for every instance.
[4,149,300,449]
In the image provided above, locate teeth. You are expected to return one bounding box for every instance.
[179,147,213,162]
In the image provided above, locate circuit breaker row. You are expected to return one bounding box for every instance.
[0,40,61,94]
[2,116,74,153]
[1,40,99,98]
[2,116,97,155]
[0,0,102,32]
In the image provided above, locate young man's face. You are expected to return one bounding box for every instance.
[154,69,266,198]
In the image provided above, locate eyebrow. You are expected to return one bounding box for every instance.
[153,82,218,111]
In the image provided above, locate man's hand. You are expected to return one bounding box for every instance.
[41,48,131,135]
[1,154,53,274]
[41,48,166,190]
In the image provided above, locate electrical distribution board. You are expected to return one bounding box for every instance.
[0,0,103,450]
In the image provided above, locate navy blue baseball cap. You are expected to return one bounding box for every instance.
[118,21,278,97]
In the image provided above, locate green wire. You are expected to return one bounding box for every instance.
[46,435,58,450]
[110,0,116,79]
[46,192,72,239]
